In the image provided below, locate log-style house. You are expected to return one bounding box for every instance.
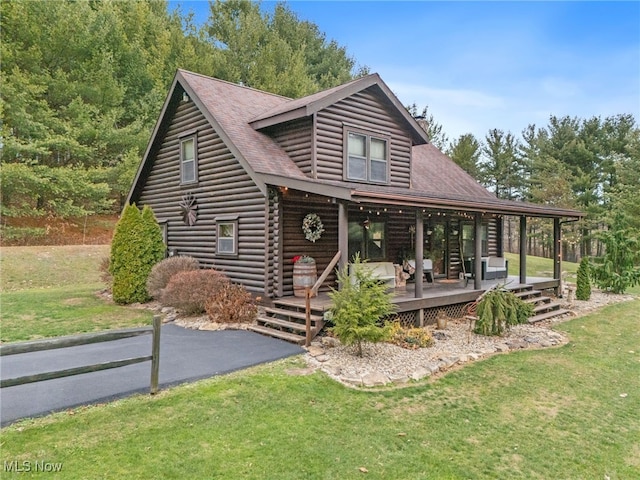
[128,70,583,343]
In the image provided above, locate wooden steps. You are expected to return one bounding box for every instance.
[508,285,569,323]
[247,300,326,345]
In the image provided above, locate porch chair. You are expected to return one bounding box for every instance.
[407,259,434,284]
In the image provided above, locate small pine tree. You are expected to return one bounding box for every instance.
[328,254,395,357]
[576,257,591,301]
[110,203,165,304]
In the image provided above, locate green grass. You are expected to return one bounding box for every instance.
[504,252,579,280]
[1,286,151,342]
[0,245,151,342]
[2,300,639,479]
[1,245,110,291]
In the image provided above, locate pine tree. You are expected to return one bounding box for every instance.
[576,257,591,301]
[328,255,394,357]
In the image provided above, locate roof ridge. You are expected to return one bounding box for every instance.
[177,69,292,101]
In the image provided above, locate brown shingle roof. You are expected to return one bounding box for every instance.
[131,70,582,218]
[179,70,309,180]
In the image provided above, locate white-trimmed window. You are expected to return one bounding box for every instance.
[345,131,389,183]
[217,220,237,255]
[180,136,197,184]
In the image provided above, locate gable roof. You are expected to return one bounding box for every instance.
[128,69,582,219]
[249,73,429,145]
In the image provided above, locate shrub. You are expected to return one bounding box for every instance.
[110,204,165,304]
[590,216,640,294]
[329,254,395,357]
[160,269,229,315]
[146,256,199,299]
[205,282,257,324]
[388,321,434,349]
[576,257,591,301]
[474,288,533,336]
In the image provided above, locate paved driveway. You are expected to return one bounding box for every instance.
[1,325,303,426]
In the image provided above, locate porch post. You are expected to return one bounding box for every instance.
[519,216,527,285]
[338,201,348,277]
[474,213,482,290]
[553,217,562,296]
[415,210,424,298]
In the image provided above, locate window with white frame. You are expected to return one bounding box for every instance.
[217,221,237,255]
[180,136,197,184]
[345,130,389,183]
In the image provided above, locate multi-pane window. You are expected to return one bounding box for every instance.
[181,137,197,184]
[346,131,388,183]
[217,222,236,255]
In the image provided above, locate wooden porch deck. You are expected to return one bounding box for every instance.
[275,275,560,314]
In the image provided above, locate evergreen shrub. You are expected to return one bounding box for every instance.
[146,256,200,299]
[576,257,591,301]
[160,269,229,315]
[205,283,257,324]
[329,254,395,357]
[109,204,165,304]
[474,288,533,336]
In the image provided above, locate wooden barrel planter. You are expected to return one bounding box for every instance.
[293,261,317,297]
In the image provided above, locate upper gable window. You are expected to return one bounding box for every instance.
[345,131,389,184]
[180,136,197,184]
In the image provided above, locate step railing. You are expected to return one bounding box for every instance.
[304,251,341,346]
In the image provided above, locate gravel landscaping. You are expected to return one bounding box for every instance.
[303,290,636,388]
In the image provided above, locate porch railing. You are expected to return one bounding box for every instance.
[305,250,341,346]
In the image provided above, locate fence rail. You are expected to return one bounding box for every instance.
[0,316,162,394]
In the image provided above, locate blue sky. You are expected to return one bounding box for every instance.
[169,1,640,142]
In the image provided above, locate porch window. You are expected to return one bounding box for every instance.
[217,220,237,255]
[461,223,488,258]
[180,136,197,184]
[348,220,386,261]
[345,130,388,183]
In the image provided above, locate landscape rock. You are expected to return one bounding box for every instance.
[362,371,390,387]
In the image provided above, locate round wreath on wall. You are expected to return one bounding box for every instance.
[302,213,324,243]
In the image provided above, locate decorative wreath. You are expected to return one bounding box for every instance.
[302,213,324,243]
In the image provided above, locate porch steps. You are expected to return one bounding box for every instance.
[248,302,326,345]
[504,285,569,323]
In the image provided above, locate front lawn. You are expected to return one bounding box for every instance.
[2,300,638,479]
[0,245,151,342]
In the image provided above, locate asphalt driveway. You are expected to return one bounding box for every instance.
[0,324,303,426]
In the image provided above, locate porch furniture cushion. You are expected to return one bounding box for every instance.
[483,256,508,280]
[349,262,396,288]
[407,259,434,283]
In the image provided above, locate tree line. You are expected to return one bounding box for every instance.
[2,0,638,263]
[1,0,362,218]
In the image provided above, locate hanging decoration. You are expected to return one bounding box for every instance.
[302,213,324,242]
[179,193,198,226]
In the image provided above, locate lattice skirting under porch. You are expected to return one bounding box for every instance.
[390,302,470,327]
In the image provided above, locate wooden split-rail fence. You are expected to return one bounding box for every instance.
[0,316,162,394]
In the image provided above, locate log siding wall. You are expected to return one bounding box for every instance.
[315,87,413,186]
[268,118,314,177]
[281,191,339,296]
[137,100,268,292]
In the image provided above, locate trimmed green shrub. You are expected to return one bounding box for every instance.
[160,269,229,315]
[109,203,165,304]
[576,257,591,301]
[146,256,200,299]
[205,282,257,324]
[329,254,395,357]
[474,288,533,336]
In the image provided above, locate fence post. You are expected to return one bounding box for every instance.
[150,315,161,394]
